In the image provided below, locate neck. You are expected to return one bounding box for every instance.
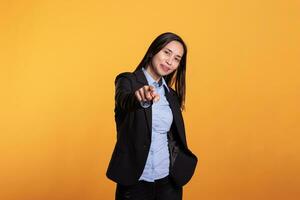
[145,64,161,82]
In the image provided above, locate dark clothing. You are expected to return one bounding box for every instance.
[115,175,182,200]
[106,68,198,188]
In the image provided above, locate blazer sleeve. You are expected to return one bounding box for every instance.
[115,72,141,111]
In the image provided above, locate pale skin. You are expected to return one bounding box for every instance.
[135,40,184,103]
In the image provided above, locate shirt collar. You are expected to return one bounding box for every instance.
[142,67,170,92]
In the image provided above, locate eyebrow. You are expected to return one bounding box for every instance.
[165,48,182,58]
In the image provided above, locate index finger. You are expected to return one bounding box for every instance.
[149,85,155,92]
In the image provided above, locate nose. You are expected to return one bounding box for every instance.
[166,57,172,66]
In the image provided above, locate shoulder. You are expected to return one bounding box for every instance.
[115,71,135,83]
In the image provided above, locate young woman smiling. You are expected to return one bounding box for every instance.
[106,32,198,200]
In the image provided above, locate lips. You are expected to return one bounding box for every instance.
[160,64,170,73]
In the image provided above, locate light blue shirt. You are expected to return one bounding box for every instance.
[139,67,173,182]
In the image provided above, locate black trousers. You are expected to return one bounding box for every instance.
[115,175,182,200]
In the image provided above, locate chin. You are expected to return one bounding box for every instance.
[158,70,168,77]
[157,67,170,76]
[161,69,174,76]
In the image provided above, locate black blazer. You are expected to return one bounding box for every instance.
[106,68,198,187]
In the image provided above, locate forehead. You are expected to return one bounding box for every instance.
[163,41,184,56]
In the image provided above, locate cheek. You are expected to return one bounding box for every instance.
[168,67,178,74]
[152,55,159,62]
[172,63,180,71]
[152,57,163,67]
[155,53,165,62]
[152,60,160,69]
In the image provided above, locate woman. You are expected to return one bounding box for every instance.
[106,32,198,200]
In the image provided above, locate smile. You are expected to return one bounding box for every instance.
[160,64,170,72]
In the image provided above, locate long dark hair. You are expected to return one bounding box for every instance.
[134,32,187,110]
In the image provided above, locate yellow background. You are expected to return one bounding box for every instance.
[1,0,299,199]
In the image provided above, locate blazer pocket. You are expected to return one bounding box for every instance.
[169,149,198,187]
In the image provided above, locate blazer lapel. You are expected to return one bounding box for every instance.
[134,68,187,148]
[164,87,187,149]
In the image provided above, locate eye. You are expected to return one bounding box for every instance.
[164,50,170,55]
[175,57,181,62]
